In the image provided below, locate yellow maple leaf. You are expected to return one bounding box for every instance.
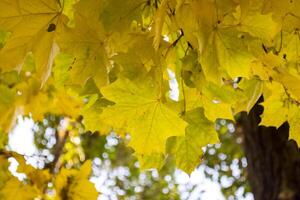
[55,160,98,200]
[215,28,254,78]
[152,0,168,50]
[0,85,17,132]
[17,79,83,120]
[135,153,165,170]
[168,108,219,174]
[234,6,279,41]
[260,82,289,128]
[261,81,300,144]
[80,94,113,134]
[201,82,242,121]
[100,77,187,154]
[0,0,66,85]
[0,178,38,200]
[57,0,108,87]
[287,104,300,145]
[12,153,51,193]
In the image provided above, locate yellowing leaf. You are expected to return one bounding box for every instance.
[199,28,254,81]
[13,153,51,193]
[235,78,263,113]
[191,0,216,52]
[260,82,288,128]
[287,104,300,144]
[112,35,160,80]
[260,81,300,146]
[238,11,279,41]
[202,96,234,121]
[250,53,281,80]
[60,0,79,26]
[0,85,16,132]
[263,0,300,30]
[153,0,168,50]
[100,77,187,154]
[281,31,300,70]
[55,160,98,200]
[181,86,203,112]
[19,80,83,121]
[0,0,64,85]
[136,153,165,170]
[53,53,74,87]
[100,0,145,32]
[168,108,219,174]
[81,95,112,134]
[0,156,11,190]
[57,1,108,87]
[215,29,254,78]
[0,178,38,200]
[201,82,241,121]
[199,33,222,84]
[272,67,300,102]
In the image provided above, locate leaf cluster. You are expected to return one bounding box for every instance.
[0,0,299,179]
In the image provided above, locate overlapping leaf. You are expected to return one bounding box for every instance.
[55,160,98,200]
[57,0,108,87]
[260,82,300,144]
[0,0,300,177]
[100,77,187,154]
[168,108,219,174]
[0,0,65,85]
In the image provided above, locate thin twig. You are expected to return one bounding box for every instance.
[164,29,184,57]
[48,130,69,173]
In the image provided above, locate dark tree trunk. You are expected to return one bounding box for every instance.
[237,102,300,200]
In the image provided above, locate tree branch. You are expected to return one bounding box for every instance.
[47,130,69,173]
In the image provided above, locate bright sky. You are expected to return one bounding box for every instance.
[8,116,37,155]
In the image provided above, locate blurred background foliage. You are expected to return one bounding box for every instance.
[0,114,252,200]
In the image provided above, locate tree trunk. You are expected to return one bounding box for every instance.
[238,102,300,200]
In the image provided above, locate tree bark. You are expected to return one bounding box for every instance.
[238,102,300,200]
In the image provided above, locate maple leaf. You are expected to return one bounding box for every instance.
[0,0,66,85]
[201,82,242,121]
[235,7,279,41]
[0,85,16,132]
[21,86,83,121]
[12,153,51,193]
[57,0,108,87]
[135,153,165,170]
[1,0,300,185]
[0,178,38,200]
[55,160,98,200]
[80,94,113,134]
[100,77,187,154]
[100,0,145,32]
[0,156,11,191]
[215,28,255,79]
[168,108,219,174]
[199,28,254,82]
[281,31,300,69]
[260,82,288,128]
[260,81,300,144]
[234,78,263,113]
[152,0,168,50]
